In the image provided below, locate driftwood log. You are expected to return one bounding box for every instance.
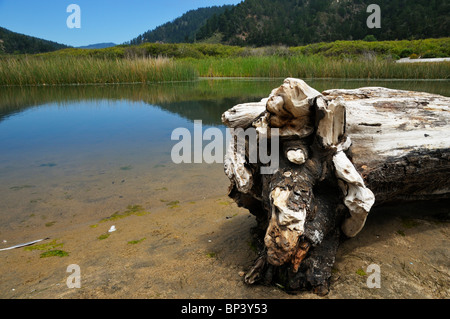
[222,78,450,295]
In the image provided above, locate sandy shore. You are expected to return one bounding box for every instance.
[396,57,450,63]
[0,191,448,299]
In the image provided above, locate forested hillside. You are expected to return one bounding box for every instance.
[128,5,232,45]
[195,0,450,46]
[0,27,68,54]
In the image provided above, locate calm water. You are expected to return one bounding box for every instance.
[0,78,449,239]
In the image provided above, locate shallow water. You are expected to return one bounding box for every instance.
[0,78,449,299]
[0,78,449,239]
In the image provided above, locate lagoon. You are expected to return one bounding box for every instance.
[0,78,449,236]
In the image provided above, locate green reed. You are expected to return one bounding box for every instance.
[0,56,198,86]
[1,51,448,86]
[187,55,450,79]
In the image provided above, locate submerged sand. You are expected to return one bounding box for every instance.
[0,164,448,299]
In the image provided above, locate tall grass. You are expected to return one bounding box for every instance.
[0,56,197,85]
[187,56,450,79]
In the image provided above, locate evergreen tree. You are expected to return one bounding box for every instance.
[128,6,232,44]
[195,0,450,46]
[0,27,68,54]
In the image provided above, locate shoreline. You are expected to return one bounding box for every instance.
[1,76,449,90]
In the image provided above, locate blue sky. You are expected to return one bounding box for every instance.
[0,0,241,47]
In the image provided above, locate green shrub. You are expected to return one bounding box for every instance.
[363,35,377,42]
[422,51,437,58]
[399,48,413,58]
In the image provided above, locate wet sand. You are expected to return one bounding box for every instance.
[1,162,448,299]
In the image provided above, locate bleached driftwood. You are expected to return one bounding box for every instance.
[222,101,267,129]
[222,78,450,295]
[323,87,450,204]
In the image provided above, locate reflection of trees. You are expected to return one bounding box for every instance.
[0,80,279,125]
[1,79,448,124]
[156,98,256,126]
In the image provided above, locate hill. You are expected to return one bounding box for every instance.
[0,27,69,54]
[128,5,232,45]
[77,43,117,49]
[195,0,450,46]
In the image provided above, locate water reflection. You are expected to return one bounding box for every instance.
[1,78,449,125]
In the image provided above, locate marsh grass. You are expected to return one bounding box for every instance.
[188,56,450,79]
[0,56,198,86]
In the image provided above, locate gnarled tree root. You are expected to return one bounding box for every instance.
[222,78,450,295]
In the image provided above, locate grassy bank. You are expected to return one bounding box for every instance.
[32,37,450,60]
[290,38,450,59]
[0,38,449,85]
[0,56,198,85]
